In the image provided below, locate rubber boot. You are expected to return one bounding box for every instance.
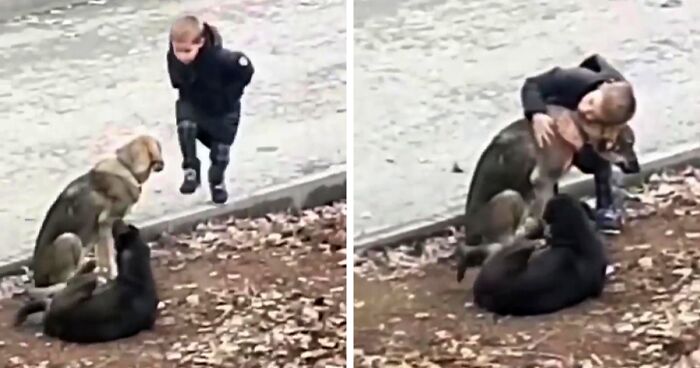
[177,120,201,194]
[209,143,231,204]
[594,163,622,233]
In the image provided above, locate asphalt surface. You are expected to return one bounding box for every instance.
[0,0,346,263]
[354,0,700,242]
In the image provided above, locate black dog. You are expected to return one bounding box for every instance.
[14,220,159,343]
[472,194,608,316]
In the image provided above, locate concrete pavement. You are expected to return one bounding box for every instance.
[0,0,346,263]
[354,0,700,243]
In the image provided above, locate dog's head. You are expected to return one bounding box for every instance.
[116,135,165,184]
[579,120,640,174]
[112,219,151,276]
[543,194,594,241]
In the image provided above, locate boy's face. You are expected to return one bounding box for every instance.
[577,89,605,122]
[172,37,204,64]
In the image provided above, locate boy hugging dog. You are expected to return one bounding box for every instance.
[520,54,637,232]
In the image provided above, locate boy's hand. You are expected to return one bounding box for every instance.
[532,113,555,147]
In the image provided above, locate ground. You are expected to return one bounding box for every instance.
[0,201,346,368]
[354,168,700,368]
[353,0,700,242]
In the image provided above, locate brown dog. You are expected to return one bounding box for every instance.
[456,106,638,281]
[25,135,163,298]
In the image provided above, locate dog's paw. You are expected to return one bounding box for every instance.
[456,249,487,282]
[96,276,108,286]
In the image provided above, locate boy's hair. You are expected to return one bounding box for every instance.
[170,15,204,43]
[599,81,636,125]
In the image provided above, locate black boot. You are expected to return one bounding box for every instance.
[180,164,200,194]
[209,165,228,204]
[177,120,201,194]
[208,143,231,204]
[593,162,623,233]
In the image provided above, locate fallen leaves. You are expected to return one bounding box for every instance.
[355,167,700,367]
[3,201,346,367]
[153,201,347,367]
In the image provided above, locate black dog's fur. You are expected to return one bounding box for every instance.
[14,220,159,343]
[472,194,608,316]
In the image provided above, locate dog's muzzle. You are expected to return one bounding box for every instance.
[151,161,164,172]
[617,158,640,174]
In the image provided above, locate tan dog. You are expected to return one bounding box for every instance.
[456,105,638,281]
[26,135,163,298]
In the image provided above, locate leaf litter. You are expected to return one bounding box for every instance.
[355,167,700,367]
[0,201,347,368]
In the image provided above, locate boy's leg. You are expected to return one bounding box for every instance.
[572,145,621,232]
[176,100,201,194]
[208,141,231,204]
[207,109,241,204]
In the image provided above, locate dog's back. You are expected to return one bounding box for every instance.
[465,118,537,217]
[473,195,608,316]
[44,287,158,343]
[33,174,102,287]
[34,175,101,250]
[43,224,158,343]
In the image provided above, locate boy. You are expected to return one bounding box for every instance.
[520,54,636,232]
[167,15,254,204]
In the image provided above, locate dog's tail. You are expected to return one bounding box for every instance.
[14,299,48,326]
[455,243,505,283]
[26,282,67,300]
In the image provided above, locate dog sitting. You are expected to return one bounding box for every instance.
[455,105,637,281]
[26,135,163,298]
[472,194,608,316]
[14,219,159,343]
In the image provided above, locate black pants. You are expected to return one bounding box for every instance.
[175,99,241,185]
[554,144,614,210]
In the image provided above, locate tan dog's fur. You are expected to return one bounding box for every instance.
[27,135,163,298]
[456,105,638,280]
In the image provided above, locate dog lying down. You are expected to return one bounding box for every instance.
[14,220,159,343]
[472,194,608,316]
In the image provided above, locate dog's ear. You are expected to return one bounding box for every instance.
[578,200,596,221]
[112,219,130,239]
[117,136,156,181]
[116,143,133,171]
[145,137,164,172]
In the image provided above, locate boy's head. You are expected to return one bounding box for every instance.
[577,80,636,125]
[170,15,206,64]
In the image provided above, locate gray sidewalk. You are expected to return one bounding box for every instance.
[354,0,700,242]
[0,0,346,263]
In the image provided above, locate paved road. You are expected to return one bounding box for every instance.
[354,0,700,242]
[0,0,346,263]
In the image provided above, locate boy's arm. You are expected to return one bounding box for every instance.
[222,50,255,87]
[521,67,563,120]
[166,52,181,89]
[520,66,600,120]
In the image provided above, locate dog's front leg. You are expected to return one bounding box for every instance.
[524,167,555,237]
[96,222,118,279]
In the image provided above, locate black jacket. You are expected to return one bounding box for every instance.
[167,23,254,116]
[521,54,626,120]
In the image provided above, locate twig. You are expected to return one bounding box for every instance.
[95,356,119,368]
[511,329,558,351]
[508,349,569,362]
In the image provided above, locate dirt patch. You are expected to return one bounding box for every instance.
[354,169,700,368]
[0,201,347,368]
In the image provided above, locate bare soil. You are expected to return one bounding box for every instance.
[354,170,700,368]
[0,202,347,368]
